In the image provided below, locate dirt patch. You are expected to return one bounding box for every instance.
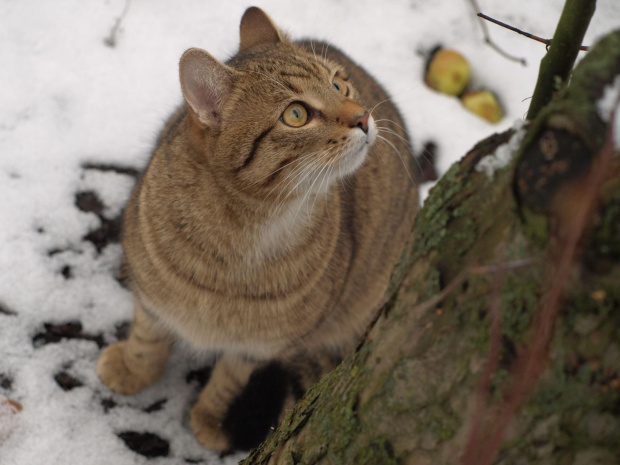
[32,321,105,349]
[117,431,170,458]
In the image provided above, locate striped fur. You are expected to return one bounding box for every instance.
[97,7,418,451]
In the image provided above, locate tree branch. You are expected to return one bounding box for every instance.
[104,0,131,48]
[468,0,527,66]
[526,0,597,120]
[477,13,590,52]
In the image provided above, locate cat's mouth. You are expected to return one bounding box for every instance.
[294,116,377,197]
[336,116,377,177]
[366,116,377,146]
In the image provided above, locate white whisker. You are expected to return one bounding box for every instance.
[311,159,331,215]
[310,40,318,61]
[291,155,330,228]
[376,135,416,187]
[369,96,395,116]
[271,156,322,214]
[377,128,429,175]
[270,148,333,219]
[323,163,337,225]
[374,118,409,136]
[267,150,326,199]
[376,127,415,157]
[245,69,290,93]
[321,42,331,62]
[244,149,321,191]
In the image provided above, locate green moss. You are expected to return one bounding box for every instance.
[413,401,460,444]
[512,280,620,458]
[413,162,464,257]
[500,271,541,342]
[452,217,478,253]
[352,436,402,465]
[588,178,620,261]
[520,206,550,246]
[423,268,442,299]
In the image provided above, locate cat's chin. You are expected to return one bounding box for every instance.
[336,119,377,179]
[337,144,370,178]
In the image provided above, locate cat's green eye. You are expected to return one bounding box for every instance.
[282,103,309,127]
[332,76,348,96]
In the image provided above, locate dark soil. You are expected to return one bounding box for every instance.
[417,140,439,182]
[32,321,105,349]
[117,431,170,458]
[0,373,13,390]
[54,371,84,391]
[0,303,17,316]
[42,162,296,457]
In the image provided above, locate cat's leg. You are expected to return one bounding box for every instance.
[190,355,259,451]
[97,299,171,395]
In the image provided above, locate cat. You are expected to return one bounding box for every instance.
[97,6,418,451]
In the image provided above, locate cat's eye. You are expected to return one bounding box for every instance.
[332,77,348,96]
[281,103,309,127]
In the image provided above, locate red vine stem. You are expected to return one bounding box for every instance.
[462,97,619,465]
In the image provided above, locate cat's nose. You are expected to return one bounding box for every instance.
[338,102,370,134]
[351,111,370,134]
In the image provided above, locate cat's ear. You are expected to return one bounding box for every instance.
[179,48,235,129]
[239,7,283,52]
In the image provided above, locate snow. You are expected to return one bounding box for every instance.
[0,0,618,463]
[475,119,527,179]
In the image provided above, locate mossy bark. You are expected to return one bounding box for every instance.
[242,30,620,465]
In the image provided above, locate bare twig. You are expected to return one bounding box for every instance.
[477,13,590,52]
[405,258,535,313]
[461,249,507,465]
[469,258,534,275]
[468,1,527,66]
[105,0,131,48]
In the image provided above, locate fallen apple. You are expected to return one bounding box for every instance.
[425,48,471,96]
[461,89,504,123]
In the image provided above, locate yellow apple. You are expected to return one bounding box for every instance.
[425,49,471,96]
[461,90,504,123]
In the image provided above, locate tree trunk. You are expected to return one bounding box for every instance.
[242,29,620,465]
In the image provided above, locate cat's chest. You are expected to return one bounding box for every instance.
[253,192,337,260]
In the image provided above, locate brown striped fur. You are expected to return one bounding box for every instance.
[97,7,418,451]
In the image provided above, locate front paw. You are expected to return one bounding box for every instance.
[190,405,231,452]
[97,342,155,395]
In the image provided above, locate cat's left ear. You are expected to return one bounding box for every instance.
[179,48,235,130]
[239,7,283,52]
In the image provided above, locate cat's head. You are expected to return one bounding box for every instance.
[179,7,376,202]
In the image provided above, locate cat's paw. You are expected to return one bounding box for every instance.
[190,405,230,452]
[97,342,155,395]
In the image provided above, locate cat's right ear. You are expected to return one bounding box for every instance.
[239,7,283,52]
[179,48,235,130]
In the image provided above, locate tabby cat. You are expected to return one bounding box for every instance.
[97,7,418,451]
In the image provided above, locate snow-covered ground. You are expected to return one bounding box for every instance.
[1,1,618,463]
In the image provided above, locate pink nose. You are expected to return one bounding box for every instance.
[352,111,370,134]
